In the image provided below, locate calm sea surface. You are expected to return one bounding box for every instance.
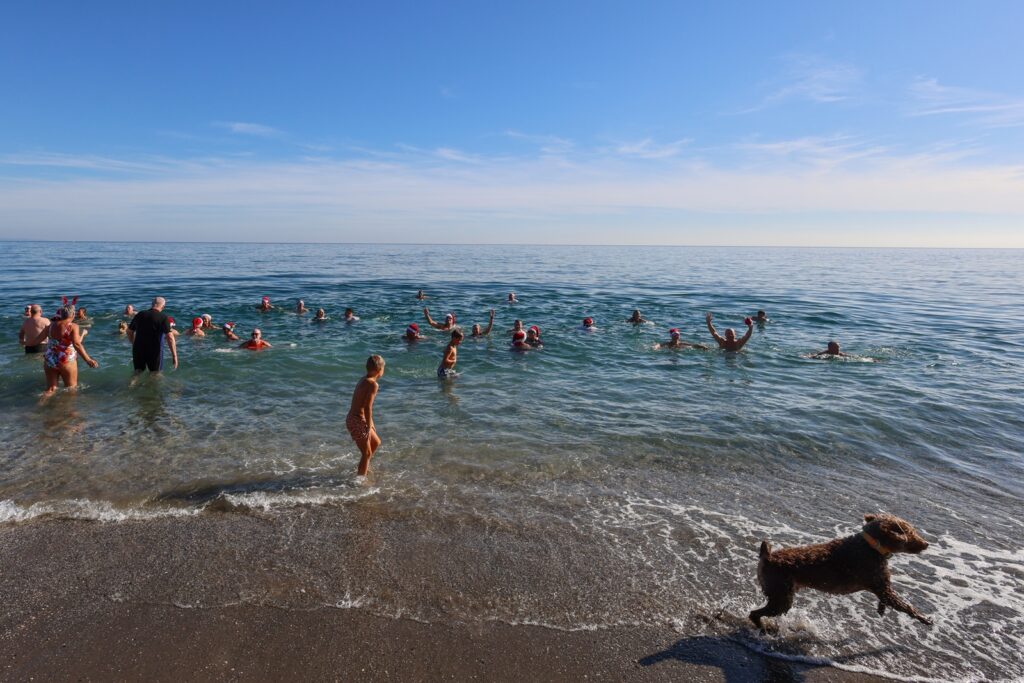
[1,242,1022,681]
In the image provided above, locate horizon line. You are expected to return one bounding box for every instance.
[0,239,1019,250]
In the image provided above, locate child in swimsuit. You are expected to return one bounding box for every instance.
[347,355,385,476]
[437,328,463,378]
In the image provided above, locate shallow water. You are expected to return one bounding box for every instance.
[1,242,1022,681]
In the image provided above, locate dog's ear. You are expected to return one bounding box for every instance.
[863,514,877,523]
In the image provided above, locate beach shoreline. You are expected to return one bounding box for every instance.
[0,515,890,682]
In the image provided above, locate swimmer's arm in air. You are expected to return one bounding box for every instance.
[482,309,495,336]
[706,313,726,348]
[423,307,446,330]
[734,321,754,351]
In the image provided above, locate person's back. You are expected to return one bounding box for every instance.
[20,305,49,353]
[129,297,178,371]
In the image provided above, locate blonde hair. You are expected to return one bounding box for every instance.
[366,354,385,374]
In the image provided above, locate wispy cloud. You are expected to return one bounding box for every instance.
[735,135,888,170]
[741,55,863,113]
[612,138,691,160]
[215,121,282,137]
[909,78,1024,128]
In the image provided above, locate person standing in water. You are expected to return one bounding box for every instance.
[27,297,100,397]
[347,354,385,476]
[437,328,463,379]
[19,304,49,354]
[128,297,178,372]
[705,312,753,351]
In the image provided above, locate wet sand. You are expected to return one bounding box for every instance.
[0,515,889,682]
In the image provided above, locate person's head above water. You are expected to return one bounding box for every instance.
[315,308,325,318]
[366,354,385,377]
[451,328,464,343]
[124,304,135,316]
[251,328,263,339]
[512,319,523,330]
[512,330,527,346]
[757,310,767,320]
[151,297,166,311]
[405,323,420,338]
[724,328,737,342]
[630,309,642,321]
[167,317,176,328]
[582,317,594,328]
[191,317,203,331]
[223,321,235,331]
[669,328,681,340]
[471,324,481,335]
[508,292,516,301]
[827,340,841,354]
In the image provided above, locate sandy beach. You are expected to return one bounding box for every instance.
[0,513,892,682]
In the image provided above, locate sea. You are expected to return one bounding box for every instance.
[1,241,1022,681]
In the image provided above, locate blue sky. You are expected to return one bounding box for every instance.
[2,1,1023,246]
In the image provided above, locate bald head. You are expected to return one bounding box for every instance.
[152,297,166,310]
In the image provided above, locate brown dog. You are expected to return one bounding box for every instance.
[749,514,933,629]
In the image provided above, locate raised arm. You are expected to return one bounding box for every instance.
[423,307,444,329]
[706,313,725,347]
[482,309,495,335]
[734,321,754,350]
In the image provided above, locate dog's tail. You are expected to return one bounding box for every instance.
[759,540,771,559]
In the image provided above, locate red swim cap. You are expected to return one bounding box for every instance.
[583,317,593,326]
[192,317,203,329]
[513,330,527,341]
[262,296,270,303]
[408,323,419,332]
[167,317,175,325]
[669,328,680,337]
[529,325,540,335]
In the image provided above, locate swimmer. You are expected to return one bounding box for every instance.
[20,305,49,354]
[314,308,327,321]
[344,308,359,323]
[222,322,240,341]
[423,307,457,331]
[201,313,215,330]
[75,307,90,324]
[579,317,597,331]
[23,304,31,318]
[257,296,274,312]
[404,323,423,341]
[655,328,708,350]
[187,317,206,337]
[437,328,463,379]
[416,290,428,300]
[811,341,849,358]
[347,354,385,476]
[510,329,530,351]
[167,317,180,338]
[526,325,543,348]
[296,299,309,314]
[240,328,272,350]
[123,304,136,319]
[471,309,496,337]
[508,319,524,337]
[117,320,128,336]
[626,309,649,324]
[705,312,753,351]
[753,309,770,324]
[508,292,518,303]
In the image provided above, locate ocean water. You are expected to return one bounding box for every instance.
[1,241,1022,681]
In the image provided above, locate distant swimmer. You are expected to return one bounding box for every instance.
[510,329,530,351]
[19,304,49,354]
[508,319,524,337]
[187,317,205,337]
[123,304,136,320]
[23,304,30,318]
[508,292,518,303]
[344,308,359,323]
[240,328,272,350]
[222,322,240,341]
[655,328,708,350]
[74,307,91,324]
[201,313,215,330]
[706,312,753,352]
[416,290,428,300]
[626,309,649,325]
[423,307,457,331]
[404,323,423,341]
[753,309,770,324]
[128,297,178,372]
[117,320,128,336]
[526,325,542,348]
[314,308,327,321]
[257,296,274,312]
[296,299,309,314]
[26,297,100,397]
[471,309,496,337]
[579,317,597,331]
[437,328,463,379]
[347,354,385,476]
[811,341,849,358]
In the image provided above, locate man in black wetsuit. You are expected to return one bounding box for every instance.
[127,297,178,372]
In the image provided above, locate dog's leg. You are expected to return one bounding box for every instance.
[749,585,794,631]
[872,586,932,625]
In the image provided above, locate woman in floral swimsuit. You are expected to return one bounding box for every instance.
[28,297,100,397]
